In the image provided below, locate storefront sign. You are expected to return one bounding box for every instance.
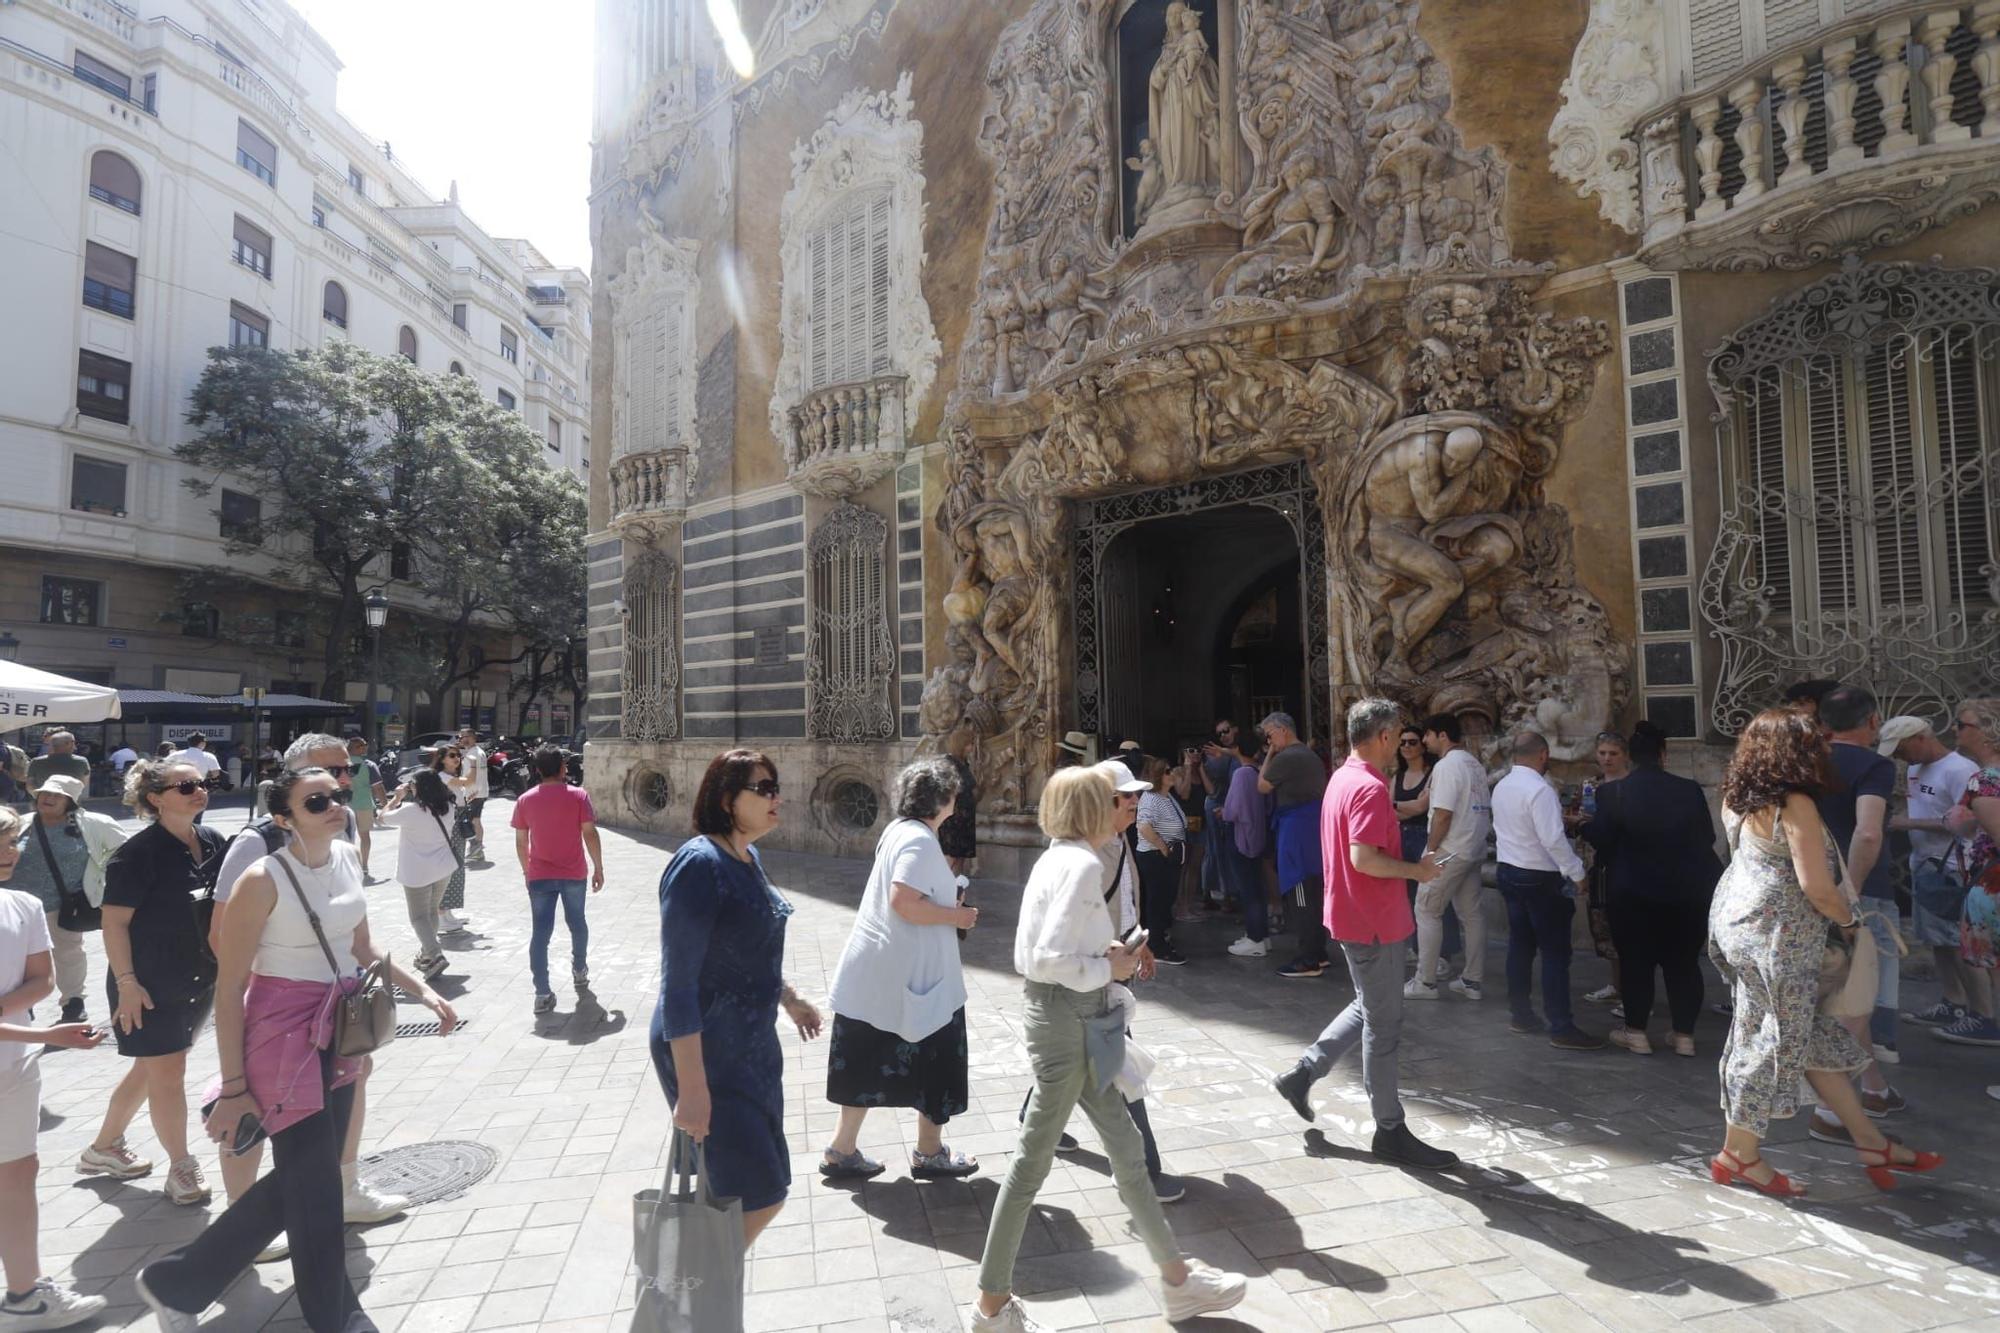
[163,725,233,744]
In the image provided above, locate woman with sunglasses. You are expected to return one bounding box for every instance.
[378,769,460,980]
[653,750,822,1254]
[136,767,455,1331]
[81,760,224,1207]
[425,747,477,936]
[1392,728,1458,967]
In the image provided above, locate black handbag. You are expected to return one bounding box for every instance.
[35,822,102,934]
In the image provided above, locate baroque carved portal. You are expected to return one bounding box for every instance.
[924,0,1626,812]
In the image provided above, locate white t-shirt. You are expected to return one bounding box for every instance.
[828,818,966,1042]
[256,843,365,981]
[170,747,222,777]
[1427,747,1493,860]
[460,745,490,799]
[0,889,52,1077]
[380,801,461,888]
[1908,751,1980,871]
[109,747,138,772]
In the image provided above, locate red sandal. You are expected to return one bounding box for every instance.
[1709,1147,1807,1197]
[1857,1136,1944,1191]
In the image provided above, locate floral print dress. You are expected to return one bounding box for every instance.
[1708,809,1868,1137]
[1958,764,2000,969]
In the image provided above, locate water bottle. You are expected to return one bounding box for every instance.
[1580,780,1598,817]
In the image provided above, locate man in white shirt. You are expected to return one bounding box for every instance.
[107,745,138,774]
[455,727,491,863]
[1490,731,1603,1049]
[166,733,221,780]
[1884,716,1987,1028]
[1410,713,1491,1000]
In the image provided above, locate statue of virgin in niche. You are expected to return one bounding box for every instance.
[1145,1,1220,210]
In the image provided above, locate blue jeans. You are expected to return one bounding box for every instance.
[1218,839,1267,942]
[1862,895,1899,1048]
[1495,864,1577,1033]
[528,878,589,996]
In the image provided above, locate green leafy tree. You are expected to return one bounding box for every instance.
[178,343,482,699]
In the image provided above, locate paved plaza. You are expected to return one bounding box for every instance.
[26,799,2000,1331]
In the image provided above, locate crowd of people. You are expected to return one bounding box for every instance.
[649,680,1997,1331]
[0,726,603,1330]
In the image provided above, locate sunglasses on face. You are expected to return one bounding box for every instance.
[321,764,355,779]
[158,779,206,797]
[298,790,350,815]
[747,779,781,799]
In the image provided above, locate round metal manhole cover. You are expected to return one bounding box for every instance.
[354,1140,500,1208]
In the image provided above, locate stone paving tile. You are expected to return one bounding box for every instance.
[23,801,2000,1328]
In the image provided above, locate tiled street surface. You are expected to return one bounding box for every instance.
[30,798,2000,1330]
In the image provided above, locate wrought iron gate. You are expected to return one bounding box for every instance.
[1071,461,1329,741]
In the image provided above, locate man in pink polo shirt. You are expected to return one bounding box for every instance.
[1271,698,1458,1169]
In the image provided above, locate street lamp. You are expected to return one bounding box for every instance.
[363,586,389,754]
[0,631,19,662]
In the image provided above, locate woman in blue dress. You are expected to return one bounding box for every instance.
[651,748,823,1248]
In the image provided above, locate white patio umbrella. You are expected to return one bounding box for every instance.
[0,660,122,728]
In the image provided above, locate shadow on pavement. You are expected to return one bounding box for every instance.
[531,985,628,1046]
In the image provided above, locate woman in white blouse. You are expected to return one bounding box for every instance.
[822,758,980,1180]
[1135,757,1189,966]
[967,768,1243,1333]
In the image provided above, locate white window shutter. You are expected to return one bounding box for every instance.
[1804,353,1857,614]
[1761,0,1820,46]
[1862,345,1922,610]
[659,295,684,448]
[1688,0,1747,85]
[868,192,891,377]
[1932,337,1993,605]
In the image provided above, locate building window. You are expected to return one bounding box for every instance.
[81,242,136,319]
[622,550,681,742]
[803,189,892,391]
[73,50,131,100]
[347,164,365,195]
[141,72,156,114]
[181,602,220,638]
[497,388,516,411]
[452,302,468,330]
[1703,261,2000,731]
[228,302,269,348]
[499,326,518,363]
[448,361,465,376]
[274,608,307,648]
[75,351,130,423]
[231,216,272,277]
[322,281,347,328]
[311,203,326,228]
[548,419,561,453]
[40,576,102,626]
[397,325,418,362]
[219,489,261,541]
[88,150,140,214]
[806,502,897,742]
[390,541,411,580]
[69,456,127,516]
[236,119,277,185]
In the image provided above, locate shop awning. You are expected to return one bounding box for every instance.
[0,662,122,726]
[117,689,225,707]
[213,693,354,714]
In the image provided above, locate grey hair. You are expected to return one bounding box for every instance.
[284,732,347,769]
[893,756,962,821]
[1959,696,2000,739]
[1260,711,1298,737]
[1511,730,1551,759]
[1344,698,1401,746]
[45,730,76,750]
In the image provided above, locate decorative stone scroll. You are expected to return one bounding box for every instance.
[1548,0,1666,235]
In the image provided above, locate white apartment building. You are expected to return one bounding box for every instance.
[0,0,590,737]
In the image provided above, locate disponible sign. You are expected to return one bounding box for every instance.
[163,725,233,744]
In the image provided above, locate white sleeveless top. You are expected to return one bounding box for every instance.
[256,842,366,981]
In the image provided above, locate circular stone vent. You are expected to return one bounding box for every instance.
[353,1140,499,1208]
[829,779,880,832]
[632,768,673,813]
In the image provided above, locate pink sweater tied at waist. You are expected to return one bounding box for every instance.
[204,973,366,1137]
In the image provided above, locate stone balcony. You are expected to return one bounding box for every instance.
[1638,1,2000,270]
[783,374,908,499]
[608,448,688,547]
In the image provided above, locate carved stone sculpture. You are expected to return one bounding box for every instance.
[1548,0,1665,235]
[1143,1,1223,220]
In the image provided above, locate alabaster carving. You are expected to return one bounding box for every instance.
[909,0,1623,809]
[1140,1,1224,224]
[606,216,700,536]
[769,73,940,463]
[1548,0,1666,235]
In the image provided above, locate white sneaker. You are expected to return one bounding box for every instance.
[1162,1258,1247,1322]
[1403,976,1441,1000]
[1227,936,1268,957]
[969,1297,1052,1332]
[76,1136,152,1179]
[1448,977,1483,1000]
[255,1235,290,1263]
[164,1157,209,1205]
[343,1177,411,1224]
[134,1267,200,1332]
[0,1277,108,1330]
[1585,984,1619,1004]
[438,909,470,933]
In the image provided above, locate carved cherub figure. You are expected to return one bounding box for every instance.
[1125,137,1163,224]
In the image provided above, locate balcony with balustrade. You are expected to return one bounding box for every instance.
[609,448,689,547]
[1638,1,2000,269]
[783,375,909,499]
